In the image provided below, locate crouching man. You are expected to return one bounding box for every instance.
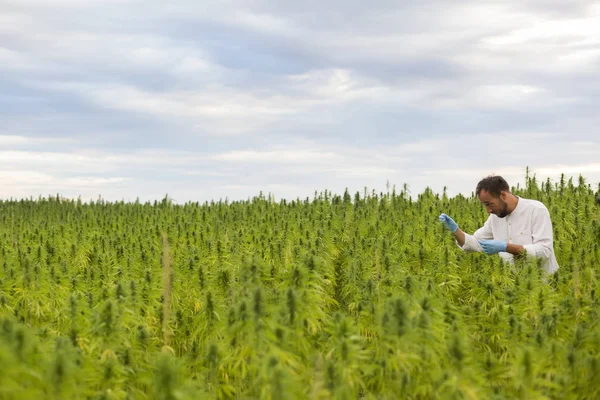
[439,175,559,274]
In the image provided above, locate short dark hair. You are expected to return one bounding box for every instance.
[476,175,510,198]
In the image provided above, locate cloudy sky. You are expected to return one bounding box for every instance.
[1,0,599,203]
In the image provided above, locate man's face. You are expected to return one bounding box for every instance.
[478,189,509,218]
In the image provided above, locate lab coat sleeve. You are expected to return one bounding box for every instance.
[458,216,493,253]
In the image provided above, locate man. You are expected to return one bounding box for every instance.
[439,175,559,274]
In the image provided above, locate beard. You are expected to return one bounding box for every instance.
[496,199,509,218]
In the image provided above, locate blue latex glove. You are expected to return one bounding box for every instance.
[478,240,507,255]
[439,213,458,233]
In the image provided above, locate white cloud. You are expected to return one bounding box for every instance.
[0,170,131,199]
[482,15,600,46]
[23,66,394,136]
[432,84,566,110]
[27,81,305,135]
[0,135,35,146]
[0,149,203,174]
[218,185,251,191]
[0,170,54,184]
[2,0,140,6]
[536,163,600,176]
[0,48,36,71]
[63,177,131,186]
[0,135,74,148]
[211,149,340,163]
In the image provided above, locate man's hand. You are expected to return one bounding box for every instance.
[439,213,458,233]
[478,240,507,255]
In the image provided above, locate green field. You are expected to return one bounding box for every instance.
[1,174,599,399]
